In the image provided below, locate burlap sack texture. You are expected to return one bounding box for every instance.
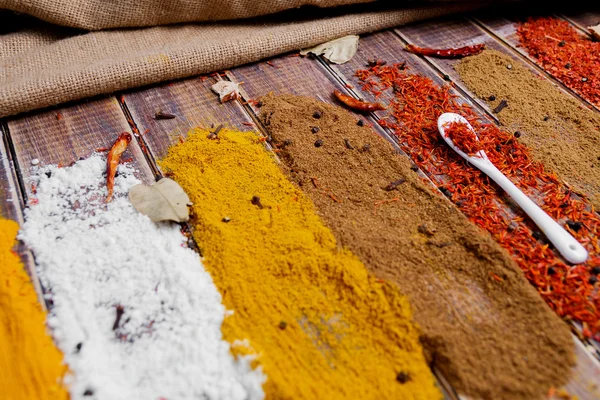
[0,1,481,118]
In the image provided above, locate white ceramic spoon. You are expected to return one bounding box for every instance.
[437,112,588,264]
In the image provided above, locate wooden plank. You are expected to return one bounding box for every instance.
[0,123,24,221]
[0,122,42,305]
[121,76,255,160]
[472,13,600,112]
[298,29,600,399]
[561,10,600,32]
[6,97,154,197]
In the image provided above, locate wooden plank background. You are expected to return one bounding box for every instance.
[1,8,600,399]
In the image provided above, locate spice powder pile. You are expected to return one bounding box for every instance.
[159,128,441,400]
[355,61,600,341]
[19,155,265,400]
[518,16,600,108]
[0,217,69,400]
[456,49,600,209]
[259,93,574,400]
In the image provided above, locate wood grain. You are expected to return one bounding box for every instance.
[121,76,255,161]
[6,97,154,195]
[561,10,600,32]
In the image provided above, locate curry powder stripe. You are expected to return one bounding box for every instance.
[159,128,441,400]
[0,218,69,400]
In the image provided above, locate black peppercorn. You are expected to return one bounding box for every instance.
[589,276,598,285]
[565,63,571,69]
[514,131,521,138]
[357,119,364,127]
[311,126,320,134]
[566,220,582,232]
[396,372,411,384]
[314,139,324,147]
[591,266,600,275]
[495,144,502,152]
[488,95,496,101]
[547,267,556,276]
[312,111,322,119]
[558,40,566,47]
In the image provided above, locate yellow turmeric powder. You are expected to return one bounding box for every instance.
[160,128,441,399]
[0,218,69,400]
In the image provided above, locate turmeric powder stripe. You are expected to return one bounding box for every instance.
[0,218,69,400]
[159,128,441,400]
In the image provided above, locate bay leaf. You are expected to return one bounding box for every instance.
[129,178,191,222]
[300,35,359,64]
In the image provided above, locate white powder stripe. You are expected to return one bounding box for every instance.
[19,155,265,400]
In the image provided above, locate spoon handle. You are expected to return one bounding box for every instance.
[476,161,588,264]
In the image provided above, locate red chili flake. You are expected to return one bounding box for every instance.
[518,17,600,107]
[332,90,386,113]
[106,132,132,203]
[241,121,255,126]
[56,112,62,121]
[443,121,484,155]
[266,61,279,68]
[405,43,485,58]
[355,62,600,340]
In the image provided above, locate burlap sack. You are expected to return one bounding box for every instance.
[1,0,379,30]
[0,1,481,118]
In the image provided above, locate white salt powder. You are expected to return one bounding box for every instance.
[19,155,265,400]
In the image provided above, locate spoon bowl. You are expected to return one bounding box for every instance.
[438,112,588,264]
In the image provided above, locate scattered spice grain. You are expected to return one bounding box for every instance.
[260,93,574,400]
[518,17,600,107]
[0,218,69,400]
[404,43,485,58]
[457,50,600,209]
[159,128,440,400]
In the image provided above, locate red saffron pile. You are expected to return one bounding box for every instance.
[443,121,484,155]
[518,17,600,108]
[355,63,600,340]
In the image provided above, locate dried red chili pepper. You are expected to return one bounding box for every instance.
[355,61,600,340]
[518,17,600,107]
[443,121,484,155]
[405,43,485,58]
[332,90,385,113]
[105,132,132,203]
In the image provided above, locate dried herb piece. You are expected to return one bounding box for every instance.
[333,90,385,113]
[128,178,191,222]
[443,121,484,155]
[251,196,264,209]
[211,81,241,103]
[383,179,406,191]
[493,100,508,113]
[207,124,224,140]
[112,305,124,331]
[299,35,359,64]
[154,111,176,120]
[106,132,132,203]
